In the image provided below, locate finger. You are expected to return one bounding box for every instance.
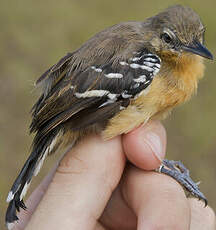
[99,179,137,230]
[25,134,125,230]
[189,198,216,230]
[122,165,190,230]
[123,121,166,170]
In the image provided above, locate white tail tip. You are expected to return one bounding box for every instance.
[6,191,14,203]
[6,222,15,230]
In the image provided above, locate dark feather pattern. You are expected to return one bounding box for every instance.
[31,49,160,139]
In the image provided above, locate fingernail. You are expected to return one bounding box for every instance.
[145,131,163,162]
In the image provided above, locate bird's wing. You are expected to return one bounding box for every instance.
[31,49,161,141]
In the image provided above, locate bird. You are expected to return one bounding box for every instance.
[5,4,213,229]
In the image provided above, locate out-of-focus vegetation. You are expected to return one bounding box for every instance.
[0,0,216,228]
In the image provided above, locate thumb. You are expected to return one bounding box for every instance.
[122,121,166,170]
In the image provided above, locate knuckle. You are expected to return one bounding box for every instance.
[204,206,216,224]
[190,199,216,229]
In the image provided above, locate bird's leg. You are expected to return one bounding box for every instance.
[157,159,207,206]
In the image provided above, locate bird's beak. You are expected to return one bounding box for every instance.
[181,41,213,60]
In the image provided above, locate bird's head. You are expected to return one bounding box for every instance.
[144,5,213,61]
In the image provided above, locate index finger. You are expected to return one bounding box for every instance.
[122,165,190,230]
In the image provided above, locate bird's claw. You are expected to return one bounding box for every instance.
[157,159,207,206]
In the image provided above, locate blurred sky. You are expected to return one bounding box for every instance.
[0,0,216,228]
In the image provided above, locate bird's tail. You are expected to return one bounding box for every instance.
[5,129,63,230]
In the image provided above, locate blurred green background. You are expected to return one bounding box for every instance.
[0,0,216,228]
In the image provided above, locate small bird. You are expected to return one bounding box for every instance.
[6,5,213,229]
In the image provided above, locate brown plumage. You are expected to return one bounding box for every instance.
[6,5,213,229]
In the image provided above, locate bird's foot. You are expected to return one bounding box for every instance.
[157,159,207,206]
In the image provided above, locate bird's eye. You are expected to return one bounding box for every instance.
[161,33,172,44]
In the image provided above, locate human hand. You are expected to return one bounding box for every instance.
[12,121,215,230]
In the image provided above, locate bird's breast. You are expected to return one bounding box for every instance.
[103,55,205,139]
[137,54,205,119]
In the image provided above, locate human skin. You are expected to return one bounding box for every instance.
[12,121,215,230]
